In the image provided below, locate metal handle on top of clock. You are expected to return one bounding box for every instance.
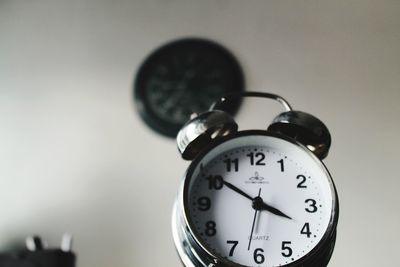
[176,91,331,161]
[209,91,293,112]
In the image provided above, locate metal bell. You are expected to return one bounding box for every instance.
[177,110,238,160]
[268,111,331,159]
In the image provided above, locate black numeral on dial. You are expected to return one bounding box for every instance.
[281,241,293,257]
[277,159,284,172]
[223,158,239,172]
[301,222,312,238]
[206,175,223,190]
[296,175,307,188]
[253,248,265,264]
[197,197,211,211]
[247,152,266,165]
[305,199,318,213]
[226,240,238,256]
[205,221,216,236]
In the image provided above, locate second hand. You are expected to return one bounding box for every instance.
[247,188,261,251]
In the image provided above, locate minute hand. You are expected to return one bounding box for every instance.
[222,181,253,201]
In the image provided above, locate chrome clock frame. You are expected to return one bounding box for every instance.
[172,130,339,267]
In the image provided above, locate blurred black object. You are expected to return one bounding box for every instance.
[0,235,76,267]
[134,38,244,138]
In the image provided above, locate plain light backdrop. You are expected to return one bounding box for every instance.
[0,1,399,266]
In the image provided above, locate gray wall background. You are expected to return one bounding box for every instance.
[1,1,399,266]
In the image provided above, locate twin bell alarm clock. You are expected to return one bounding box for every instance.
[172,92,339,267]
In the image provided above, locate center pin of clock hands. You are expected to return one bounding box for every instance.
[222,180,292,220]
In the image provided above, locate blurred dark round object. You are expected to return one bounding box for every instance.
[134,38,244,138]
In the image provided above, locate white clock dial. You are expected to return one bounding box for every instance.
[184,134,336,267]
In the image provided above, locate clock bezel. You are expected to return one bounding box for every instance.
[180,130,339,267]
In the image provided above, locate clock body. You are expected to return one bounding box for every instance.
[172,130,338,267]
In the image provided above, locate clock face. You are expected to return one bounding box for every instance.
[134,38,244,137]
[184,132,337,267]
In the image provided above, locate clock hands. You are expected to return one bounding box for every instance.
[248,188,261,251]
[223,180,253,201]
[253,196,292,220]
[222,180,292,220]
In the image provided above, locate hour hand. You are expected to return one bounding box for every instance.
[253,197,292,220]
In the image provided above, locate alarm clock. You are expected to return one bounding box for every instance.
[172,92,339,267]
